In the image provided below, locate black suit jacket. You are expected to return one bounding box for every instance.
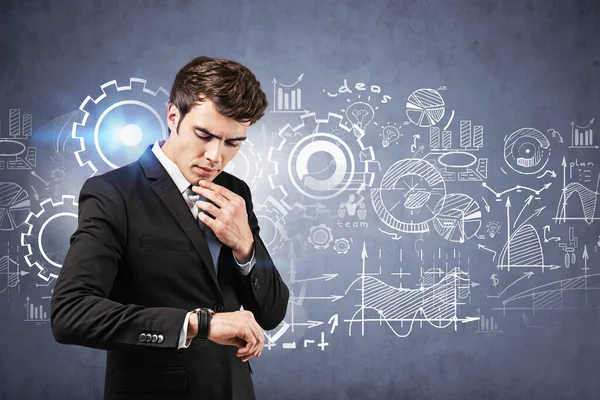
[50,145,289,400]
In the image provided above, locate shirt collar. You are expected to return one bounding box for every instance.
[151,139,191,194]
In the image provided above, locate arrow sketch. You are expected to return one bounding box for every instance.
[543,225,561,242]
[487,272,534,299]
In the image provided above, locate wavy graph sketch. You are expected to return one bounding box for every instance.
[344,243,478,337]
[555,169,600,224]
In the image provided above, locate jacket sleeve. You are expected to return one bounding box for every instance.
[50,175,187,352]
[236,182,289,331]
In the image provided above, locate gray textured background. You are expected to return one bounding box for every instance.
[1,0,600,399]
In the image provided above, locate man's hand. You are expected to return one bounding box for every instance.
[192,179,254,262]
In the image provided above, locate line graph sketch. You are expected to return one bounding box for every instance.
[497,197,560,271]
[344,243,478,337]
[494,273,600,315]
[555,158,600,224]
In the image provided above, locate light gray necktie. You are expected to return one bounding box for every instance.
[187,188,222,273]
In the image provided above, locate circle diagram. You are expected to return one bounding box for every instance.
[288,133,355,200]
[405,89,445,127]
[433,194,482,243]
[504,128,551,175]
[371,158,446,233]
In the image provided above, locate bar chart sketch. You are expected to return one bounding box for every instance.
[271,73,305,113]
[569,118,597,149]
[24,296,50,324]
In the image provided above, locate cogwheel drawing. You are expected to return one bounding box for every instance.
[224,138,262,192]
[72,77,169,176]
[268,112,377,219]
[20,195,78,281]
[308,223,334,249]
[333,237,352,254]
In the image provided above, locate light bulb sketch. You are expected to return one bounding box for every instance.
[381,125,401,147]
[345,101,375,132]
[486,221,501,238]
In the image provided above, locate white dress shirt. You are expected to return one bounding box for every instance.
[151,140,255,348]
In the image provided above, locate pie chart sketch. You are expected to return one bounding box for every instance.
[504,128,551,175]
[433,194,482,243]
[0,182,31,231]
[371,158,446,233]
[405,89,445,128]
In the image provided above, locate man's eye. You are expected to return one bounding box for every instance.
[226,142,240,148]
[198,135,211,141]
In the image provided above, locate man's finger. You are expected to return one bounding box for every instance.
[192,185,227,208]
[195,200,221,218]
[198,179,237,201]
[198,211,221,231]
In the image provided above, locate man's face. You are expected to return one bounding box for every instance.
[164,100,249,184]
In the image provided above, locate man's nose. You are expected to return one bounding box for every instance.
[204,140,224,164]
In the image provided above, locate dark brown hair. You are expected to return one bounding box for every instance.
[169,56,268,130]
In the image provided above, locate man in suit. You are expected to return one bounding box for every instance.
[50,56,290,400]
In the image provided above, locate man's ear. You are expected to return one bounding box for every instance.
[167,104,180,133]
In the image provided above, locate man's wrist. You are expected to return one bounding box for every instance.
[233,238,254,263]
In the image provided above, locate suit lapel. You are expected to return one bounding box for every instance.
[140,145,221,292]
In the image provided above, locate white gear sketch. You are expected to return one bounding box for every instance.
[20,195,78,281]
[333,237,352,254]
[503,127,551,175]
[223,138,262,192]
[72,78,169,176]
[371,157,446,233]
[268,112,376,219]
[308,224,334,250]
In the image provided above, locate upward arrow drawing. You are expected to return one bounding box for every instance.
[506,196,512,267]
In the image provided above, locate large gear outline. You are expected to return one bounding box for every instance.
[268,112,376,219]
[21,195,78,281]
[224,138,263,192]
[72,77,169,176]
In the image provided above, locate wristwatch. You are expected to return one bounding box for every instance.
[192,308,215,340]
